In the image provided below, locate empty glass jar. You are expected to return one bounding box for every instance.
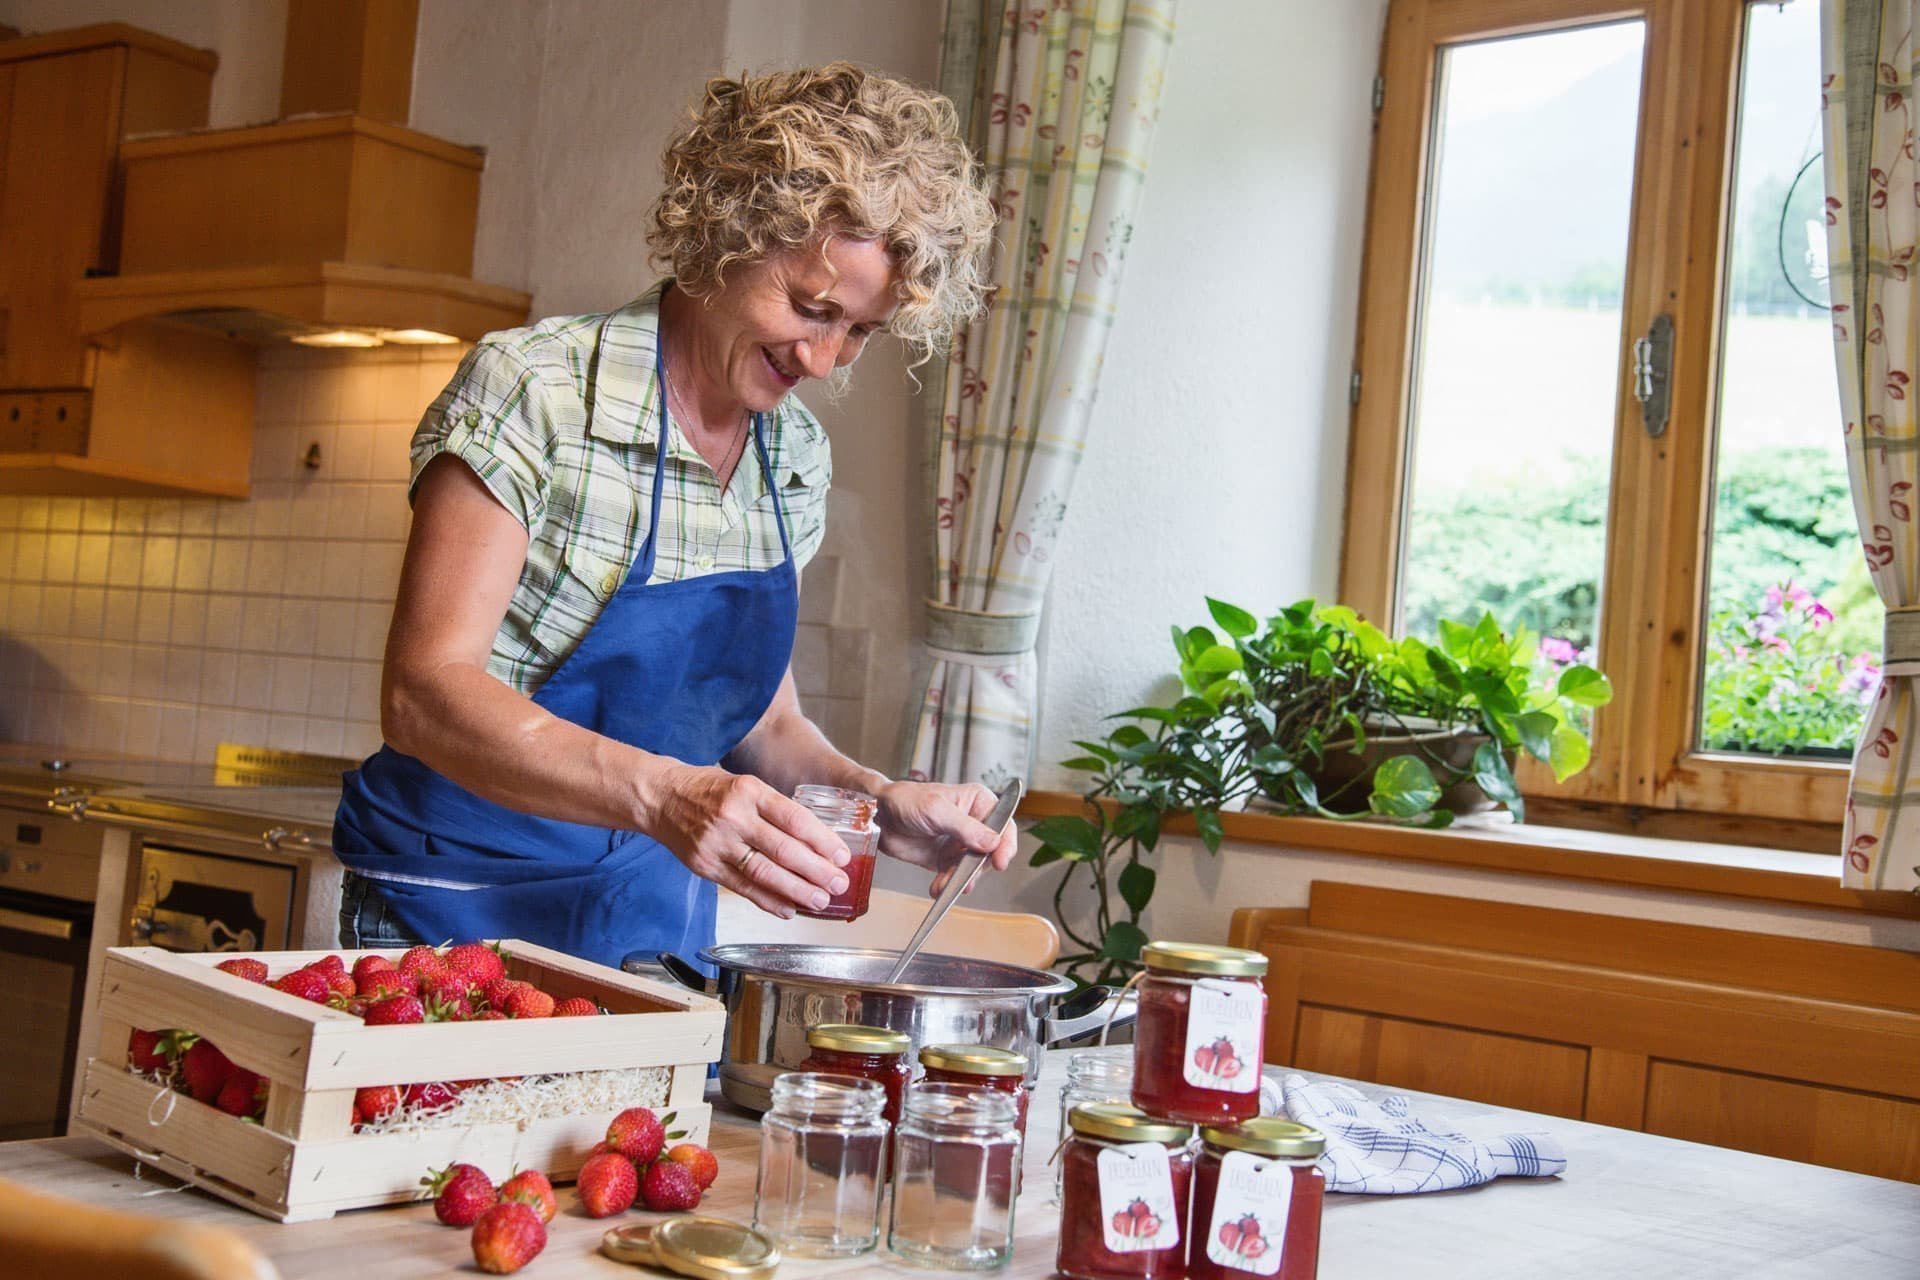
[793,785,880,920]
[1056,1050,1136,1203]
[752,1072,889,1257]
[888,1082,1023,1270]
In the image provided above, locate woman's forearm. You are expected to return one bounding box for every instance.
[726,692,887,799]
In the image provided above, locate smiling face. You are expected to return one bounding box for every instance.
[676,236,902,416]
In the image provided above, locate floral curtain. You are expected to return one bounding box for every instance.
[1822,0,1920,892]
[905,0,1177,785]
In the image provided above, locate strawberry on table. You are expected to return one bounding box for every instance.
[180,1038,233,1105]
[364,993,426,1026]
[503,986,554,1019]
[551,996,598,1017]
[358,968,410,1000]
[498,1169,556,1224]
[576,1150,637,1217]
[423,1162,496,1227]
[605,1106,666,1164]
[214,957,268,983]
[404,1080,464,1113]
[215,1068,266,1119]
[271,968,331,1003]
[445,941,507,988]
[664,1143,719,1190]
[354,1084,402,1126]
[126,1029,171,1074]
[471,1200,546,1274]
[640,1157,701,1212]
[351,954,395,987]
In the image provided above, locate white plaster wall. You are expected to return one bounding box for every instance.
[0,0,287,126]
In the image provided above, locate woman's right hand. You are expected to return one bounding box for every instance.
[646,765,851,917]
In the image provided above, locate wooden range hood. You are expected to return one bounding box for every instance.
[76,0,528,351]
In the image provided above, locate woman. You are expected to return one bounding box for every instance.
[333,65,1001,968]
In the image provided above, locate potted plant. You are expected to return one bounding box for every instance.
[1032,598,1611,985]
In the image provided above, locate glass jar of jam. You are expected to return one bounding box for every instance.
[1190,1119,1324,1280]
[798,1024,912,1134]
[1057,1103,1195,1280]
[918,1044,1031,1141]
[1132,942,1268,1125]
[888,1082,1022,1270]
[793,785,880,921]
[751,1072,889,1257]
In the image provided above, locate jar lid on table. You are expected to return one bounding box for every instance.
[1067,1101,1195,1146]
[919,1044,1028,1077]
[1199,1117,1326,1158]
[601,1218,782,1280]
[806,1023,910,1054]
[1141,941,1269,977]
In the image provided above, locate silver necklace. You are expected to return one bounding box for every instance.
[663,359,749,482]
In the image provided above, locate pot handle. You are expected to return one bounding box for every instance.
[655,952,718,995]
[1045,984,1139,1044]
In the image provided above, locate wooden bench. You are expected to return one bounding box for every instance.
[1231,881,1920,1182]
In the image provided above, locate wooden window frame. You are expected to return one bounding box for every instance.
[1341,0,1847,836]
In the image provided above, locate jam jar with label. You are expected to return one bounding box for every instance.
[792,785,880,921]
[918,1045,1031,1141]
[1131,942,1268,1124]
[1190,1119,1324,1280]
[798,1024,913,1133]
[1057,1103,1195,1280]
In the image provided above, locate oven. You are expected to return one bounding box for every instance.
[128,842,296,953]
[0,805,99,1139]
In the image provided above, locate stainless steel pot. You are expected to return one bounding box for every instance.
[650,943,1134,1113]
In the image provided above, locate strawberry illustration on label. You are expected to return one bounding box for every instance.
[1184,980,1264,1093]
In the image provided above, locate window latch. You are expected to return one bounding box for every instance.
[1631,313,1673,438]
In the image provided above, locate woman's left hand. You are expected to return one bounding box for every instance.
[875,780,1019,894]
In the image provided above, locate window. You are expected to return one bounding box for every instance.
[1345,0,1863,834]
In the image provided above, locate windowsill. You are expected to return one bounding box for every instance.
[1017,790,1920,918]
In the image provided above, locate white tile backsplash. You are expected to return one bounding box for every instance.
[0,346,462,761]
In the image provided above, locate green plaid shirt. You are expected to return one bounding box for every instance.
[411,284,831,695]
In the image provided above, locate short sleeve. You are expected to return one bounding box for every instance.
[410,340,559,531]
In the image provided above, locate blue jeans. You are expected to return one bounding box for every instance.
[336,870,425,949]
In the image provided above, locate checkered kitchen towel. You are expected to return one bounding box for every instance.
[1261,1072,1568,1194]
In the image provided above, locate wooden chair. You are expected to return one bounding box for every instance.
[715,886,1060,970]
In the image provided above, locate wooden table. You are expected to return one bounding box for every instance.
[4,1054,1918,1278]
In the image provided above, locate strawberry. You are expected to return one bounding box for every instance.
[398,946,448,988]
[551,996,598,1017]
[423,1161,496,1227]
[127,1029,170,1074]
[474,1009,509,1021]
[503,986,554,1019]
[272,968,331,1003]
[640,1157,700,1212]
[358,967,410,1000]
[605,1106,666,1164]
[216,1068,265,1118]
[214,957,269,983]
[470,1200,546,1274]
[1112,1209,1134,1236]
[498,1169,556,1224]
[317,965,357,999]
[355,1084,402,1125]
[351,953,395,985]
[481,977,522,1010]
[445,941,507,988]
[664,1142,718,1190]
[365,993,426,1026]
[576,1150,637,1217]
[181,1038,234,1104]
[1241,1234,1267,1259]
[404,1080,464,1113]
[310,954,347,976]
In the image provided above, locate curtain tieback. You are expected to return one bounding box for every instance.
[1885,606,1920,675]
[923,600,1042,665]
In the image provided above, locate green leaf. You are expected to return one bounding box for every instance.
[1060,756,1108,773]
[1511,711,1556,762]
[1110,705,1178,724]
[1426,649,1464,692]
[1368,755,1441,818]
[1171,624,1193,661]
[1184,626,1219,657]
[1437,618,1474,659]
[1110,724,1151,749]
[1100,921,1149,962]
[1308,648,1334,678]
[1118,861,1157,914]
[1072,740,1118,763]
[1548,724,1591,782]
[1194,806,1224,855]
[1112,804,1161,852]
[1202,676,1243,707]
[1249,744,1294,775]
[1206,597,1259,639]
[1192,645,1245,676]
[1172,696,1217,721]
[1471,741,1524,822]
[1028,816,1101,859]
[1029,845,1065,867]
[1557,665,1614,707]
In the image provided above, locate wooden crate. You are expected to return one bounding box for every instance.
[71,941,724,1222]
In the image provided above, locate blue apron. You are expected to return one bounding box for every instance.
[332,339,798,970]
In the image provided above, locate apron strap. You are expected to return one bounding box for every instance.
[750,413,794,562]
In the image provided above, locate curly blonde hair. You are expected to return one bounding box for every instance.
[649,63,995,364]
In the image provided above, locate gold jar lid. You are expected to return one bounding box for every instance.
[919,1044,1028,1077]
[1068,1102,1194,1146]
[1141,942,1269,978]
[1199,1117,1326,1158]
[601,1219,781,1280]
[806,1024,910,1055]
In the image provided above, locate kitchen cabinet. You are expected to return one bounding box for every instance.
[1234,881,1920,1184]
[0,24,252,498]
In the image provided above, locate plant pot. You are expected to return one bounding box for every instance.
[1308,718,1502,816]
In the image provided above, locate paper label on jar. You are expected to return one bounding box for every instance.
[1205,1150,1295,1274]
[1184,979,1262,1092]
[1096,1142,1181,1253]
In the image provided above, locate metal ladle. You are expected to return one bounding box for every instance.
[883,777,1023,984]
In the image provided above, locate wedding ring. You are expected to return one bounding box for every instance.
[735,847,761,873]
